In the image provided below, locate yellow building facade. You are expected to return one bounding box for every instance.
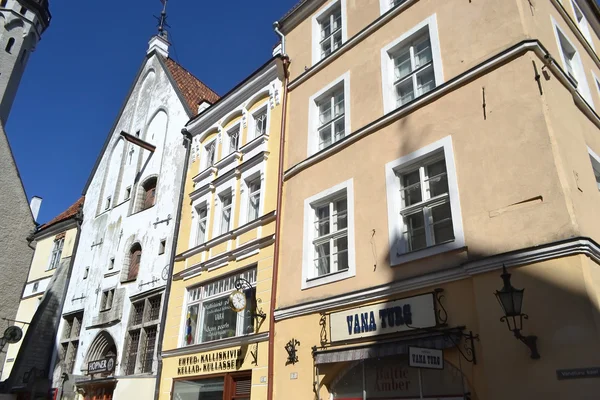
[1,197,83,382]
[272,1,600,400]
[157,57,285,400]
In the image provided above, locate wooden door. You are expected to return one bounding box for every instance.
[128,249,141,280]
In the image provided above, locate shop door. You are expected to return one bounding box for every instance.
[84,385,114,400]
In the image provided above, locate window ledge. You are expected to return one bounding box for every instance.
[303,268,354,290]
[240,134,269,155]
[104,270,120,278]
[162,331,269,358]
[192,166,217,185]
[214,151,242,170]
[391,240,466,266]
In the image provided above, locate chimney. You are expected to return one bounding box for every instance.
[29,196,42,222]
[147,35,169,58]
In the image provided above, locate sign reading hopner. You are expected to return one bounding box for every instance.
[329,293,437,342]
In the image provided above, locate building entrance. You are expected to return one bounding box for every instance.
[172,372,251,400]
[330,355,469,400]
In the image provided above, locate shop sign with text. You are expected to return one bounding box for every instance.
[87,356,116,375]
[177,348,244,376]
[409,347,444,369]
[330,293,437,342]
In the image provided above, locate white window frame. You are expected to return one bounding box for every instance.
[190,192,212,249]
[571,0,595,50]
[249,104,270,141]
[239,162,265,226]
[47,237,65,271]
[312,0,347,65]
[588,146,600,191]
[381,14,443,114]
[196,202,209,245]
[552,16,595,108]
[385,136,465,265]
[180,268,257,347]
[204,140,217,169]
[379,0,411,15]
[213,180,236,238]
[227,124,241,155]
[302,179,355,289]
[308,72,351,157]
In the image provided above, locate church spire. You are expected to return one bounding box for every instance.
[147,0,170,57]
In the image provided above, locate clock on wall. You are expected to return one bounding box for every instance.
[229,290,246,313]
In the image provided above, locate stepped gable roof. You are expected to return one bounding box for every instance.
[164,58,220,112]
[39,197,83,231]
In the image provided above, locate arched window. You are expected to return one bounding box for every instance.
[127,243,142,281]
[140,177,157,212]
[6,38,15,53]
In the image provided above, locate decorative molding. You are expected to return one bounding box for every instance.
[274,237,600,321]
[284,40,600,181]
[161,332,269,358]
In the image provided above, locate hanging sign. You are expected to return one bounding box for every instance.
[87,356,116,375]
[329,293,437,342]
[409,347,444,370]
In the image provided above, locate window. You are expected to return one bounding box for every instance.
[552,17,594,106]
[4,38,13,54]
[227,125,240,154]
[302,180,355,289]
[124,294,162,375]
[183,269,256,346]
[159,239,166,255]
[247,177,261,222]
[312,0,347,64]
[33,282,39,292]
[381,15,443,113]
[48,237,65,270]
[589,147,600,191]
[100,289,115,311]
[172,374,251,399]
[317,88,345,150]
[60,312,83,374]
[141,177,157,211]
[109,258,115,270]
[385,136,465,265]
[126,243,142,281]
[380,0,408,14]
[219,192,233,235]
[572,1,594,48]
[196,205,208,245]
[204,140,216,168]
[83,267,89,279]
[309,73,350,155]
[125,186,131,200]
[105,196,111,211]
[252,108,268,139]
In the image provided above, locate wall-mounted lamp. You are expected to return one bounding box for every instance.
[494,265,540,360]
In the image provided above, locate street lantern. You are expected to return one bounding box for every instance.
[494,265,540,359]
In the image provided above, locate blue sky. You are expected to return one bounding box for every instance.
[5,0,298,224]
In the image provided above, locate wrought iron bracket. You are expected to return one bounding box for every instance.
[91,238,103,249]
[434,288,448,326]
[234,278,266,327]
[153,214,172,228]
[443,330,480,365]
[319,313,328,348]
[250,342,259,366]
[285,338,300,365]
[501,314,540,359]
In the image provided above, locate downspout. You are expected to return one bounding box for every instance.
[267,22,289,400]
[153,128,192,400]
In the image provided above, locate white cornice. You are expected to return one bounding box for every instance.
[161,332,269,358]
[283,40,600,181]
[274,237,600,321]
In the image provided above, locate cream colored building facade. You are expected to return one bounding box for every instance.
[272,0,600,399]
[157,57,285,400]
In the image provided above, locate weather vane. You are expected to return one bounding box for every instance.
[155,0,170,38]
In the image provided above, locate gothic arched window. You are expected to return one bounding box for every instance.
[127,243,142,281]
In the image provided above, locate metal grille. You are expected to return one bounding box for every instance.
[63,318,73,339]
[72,315,82,338]
[141,327,157,373]
[125,330,140,375]
[66,341,78,374]
[132,301,144,326]
[235,376,252,395]
[148,296,161,321]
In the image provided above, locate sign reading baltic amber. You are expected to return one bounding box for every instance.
[329,293,437,342]
[177,349,244,376]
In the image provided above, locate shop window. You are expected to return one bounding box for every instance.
[172,373,251,399]
[183,268,256,346]
[60,312,84,374]
[123,294,162,375]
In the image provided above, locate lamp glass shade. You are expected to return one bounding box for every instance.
[495,286,524,317]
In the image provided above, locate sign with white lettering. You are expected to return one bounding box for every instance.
[556,367,600,380]
[329,293,437,342]
[87,356,116,375]
[409,347,444,370]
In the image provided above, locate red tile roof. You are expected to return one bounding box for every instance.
[39,197,84,231]
[164,58,220,112]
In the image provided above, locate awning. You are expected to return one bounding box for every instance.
[314,328,462,365]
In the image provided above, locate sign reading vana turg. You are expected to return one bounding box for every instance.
[409,347,444,370]
[87,355,116,375]
[329,293,437,342]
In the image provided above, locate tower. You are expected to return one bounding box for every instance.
[0,0,50,125]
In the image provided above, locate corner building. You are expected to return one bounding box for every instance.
[157,57,285,400]
[273,1,600,399]
[53,34,218,400]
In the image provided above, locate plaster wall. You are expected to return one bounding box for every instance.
[1,296,39,380]
[55,53,189,389]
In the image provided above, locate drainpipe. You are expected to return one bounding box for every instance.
[267,24,290,400]
[273,21,286,56]
[153,128,193,400]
